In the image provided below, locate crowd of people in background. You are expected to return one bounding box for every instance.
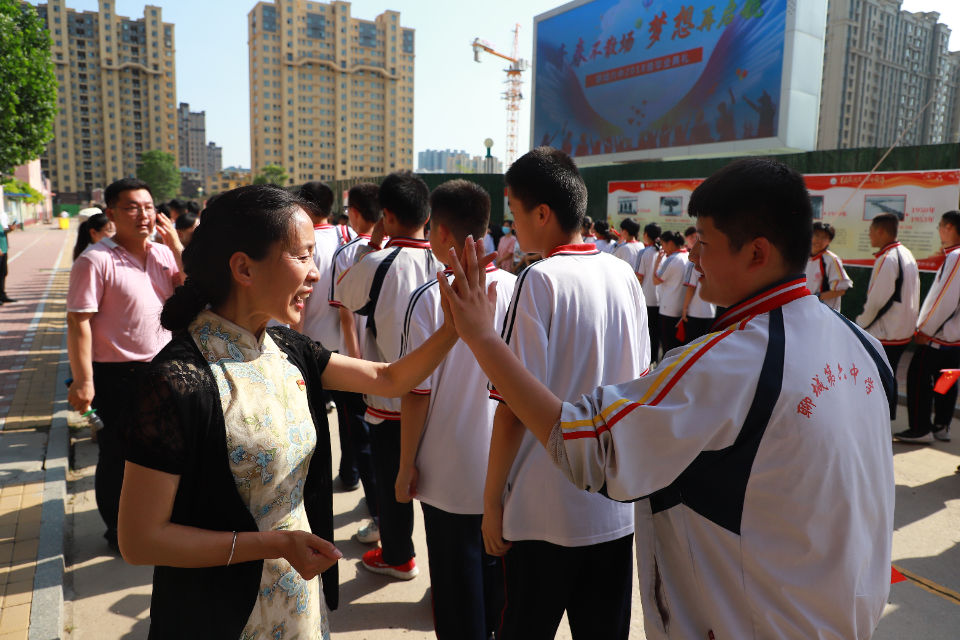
[56,148,956,639]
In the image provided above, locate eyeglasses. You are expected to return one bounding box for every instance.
[118,203,155,215]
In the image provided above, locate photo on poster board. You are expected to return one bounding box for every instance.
[660,196,683,216]
[863,195,906,221]
[810,195,823,220]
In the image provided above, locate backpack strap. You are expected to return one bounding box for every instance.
[356,247,402,338]
[865,249,903,330]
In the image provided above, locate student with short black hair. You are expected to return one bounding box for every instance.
[395,179,514,640]
[174,211,200,247]
[297,181,358,490]
[856,213,919,420]
[330,182,383,543]
[636,222,663,360]
[898,209,960,444]
[653,230,689,353]
[484,147,646,639]
[593,220,618,253]
[337,170,442,579]
[581,215,596,243]
[440,156,895,640]
[684,225,698,250]
[613,218,643,268]
[806,221,852,311]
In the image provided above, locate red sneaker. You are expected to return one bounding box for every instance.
[360,547,419,580]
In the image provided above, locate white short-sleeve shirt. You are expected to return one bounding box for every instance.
[401,266,517,514]
[656,249,689,317]
[683,261,716,319]
[300,224,355,350]
[635,244,660,306]
[492,244,649,546]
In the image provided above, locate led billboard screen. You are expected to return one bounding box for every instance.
[532,0,825,163]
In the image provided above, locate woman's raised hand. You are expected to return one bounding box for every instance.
[437,235,498,345]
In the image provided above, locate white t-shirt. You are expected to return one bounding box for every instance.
[492,243,648,546]
[300,224,355,351]
[594,238,616,254]
[805,249,853,312]
[635,244,660,306]
[329,233,372,355]
[683,261,716,319]
[916,244,960,345]
[337,237,442,422]
[553,279,894,639]
[401,266,517,514]
[656,249,689,317]
[613,240,643,269]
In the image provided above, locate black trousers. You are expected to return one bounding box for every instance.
[421,504,503,640]
[646,305,660,362]
[682,316,713,345]
[883,343,907,420]
[499,535,634,640]
[332,389,377,518]
[91,361,149,543]
[366,418,414,565]
[659,314,682,355]
[0,251,8,296]
[906,344,960,434]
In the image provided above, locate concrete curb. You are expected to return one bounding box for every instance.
[29,330,71,640]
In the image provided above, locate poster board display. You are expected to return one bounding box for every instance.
[607,169,960,270]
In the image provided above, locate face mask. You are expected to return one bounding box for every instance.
[501,226,511,235]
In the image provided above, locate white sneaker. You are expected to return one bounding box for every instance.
[354,519,380,544]
[933,424,951,442]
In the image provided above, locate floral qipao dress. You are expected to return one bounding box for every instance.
[189,310,330,640]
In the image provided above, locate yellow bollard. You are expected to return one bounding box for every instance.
[58,213,70,230]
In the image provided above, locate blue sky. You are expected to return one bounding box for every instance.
[29,0,960,170]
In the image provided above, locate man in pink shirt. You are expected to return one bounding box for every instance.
[66,178,183,550]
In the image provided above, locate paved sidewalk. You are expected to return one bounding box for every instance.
[0,222,74,640]
[2,221,959,638]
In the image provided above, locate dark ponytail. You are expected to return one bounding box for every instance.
[160,184,304,332]
[73,213,111,261]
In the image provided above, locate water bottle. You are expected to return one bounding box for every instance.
[83,408,104,442]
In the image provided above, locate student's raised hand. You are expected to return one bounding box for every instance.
[437,235,498,345]
[481,501,512,557]
[281,530,342,580]
[395,463,419,503]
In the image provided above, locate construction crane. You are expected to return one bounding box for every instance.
[472,25,528,168]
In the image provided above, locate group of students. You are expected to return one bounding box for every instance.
[290,148,902,640]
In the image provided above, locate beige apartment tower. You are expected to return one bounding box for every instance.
[28,0,177,202]
[818,0,960,150]
[248,0,414,185]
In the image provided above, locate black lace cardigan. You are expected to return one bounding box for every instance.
[125,325,338,639]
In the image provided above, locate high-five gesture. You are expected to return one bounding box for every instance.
[436,235,499,346]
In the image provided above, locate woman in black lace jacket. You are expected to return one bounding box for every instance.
[118,185,461,638]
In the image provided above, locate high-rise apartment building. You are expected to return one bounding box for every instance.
[177,102,206,178]
[248,0,414,185]
[28,0,177,202]
[417,149,502,173]
[818,0,960,150]
[206,141,223,180]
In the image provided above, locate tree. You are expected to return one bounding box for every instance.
[253,164,289,186]
[136,150,181,202]
[0,0,58,174]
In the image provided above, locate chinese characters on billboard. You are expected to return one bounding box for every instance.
[533,0,788,161]
[607,170,960,270]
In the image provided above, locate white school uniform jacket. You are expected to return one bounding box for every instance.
[856,242,920,345]
[300,223,355,350]
[916,243,960,346]
[552,278,894,639]
[401,266,517,514]
[682,261,716,319]
[635,244,660,306]
[336,237,442,422]
[329,233,372,356]
[656,249,689,317]
[805,249,853,312]
[613,239,643,269]
[491,243,649,546]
